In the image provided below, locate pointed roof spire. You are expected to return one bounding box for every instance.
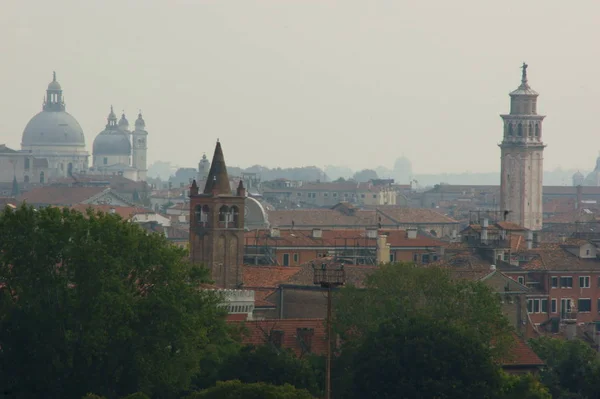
[53,71,56,81]
[203,141,231,195]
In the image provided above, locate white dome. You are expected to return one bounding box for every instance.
[22,111,86,148]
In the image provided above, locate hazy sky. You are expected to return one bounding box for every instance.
[1,0,599,174]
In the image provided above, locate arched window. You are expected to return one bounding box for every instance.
[230,206,240,227]
[219,205,230,227]
[24,158,30,170]
[201,205,210,226]
[534,124,540,137]
[67,163,73,176]
[528,123,533,137]
[194,205,202,224]
[39,171,45,184]
[517,123,523,137]
[24,175,29,183]
[508,124,513,136]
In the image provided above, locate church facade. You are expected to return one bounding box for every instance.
[0,72,149,185]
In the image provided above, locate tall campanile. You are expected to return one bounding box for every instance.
[499,63,546,231]
[189,141,245,289]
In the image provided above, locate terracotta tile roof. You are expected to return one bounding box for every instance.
[231,318,327,356]
[54,174,149,193]
[283,258,378,288]
[376,207,459,224]
[244,229,444,249]
[17,186,107,206]
[495,221,527,231]
[502,334,544,368]
[69,204,153,219]
[543,198,577,214]
[267,209,379,228]
[242,266,302,290]
[544,208,599,224]
[519,244,600,271]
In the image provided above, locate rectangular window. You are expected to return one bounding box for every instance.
[421,254,430,264]
[527,299,533,313]
[293,253,299,263]
[528,298,548,313]
[551,276,558,288]
[372,194,377,199]
[560,277,573,288]
[103,157,108,165]
[332,193,338,197]
[551,298,557,313]
[580,276,591,288]
[297,192,302,196]
[561,299,572,318]
[413,253,419,262]
[282,253,290,267]
[389,252,395,263]
[541,298,548,313]
[578,298,592,312]
[323,193,329,197]
[360,194,365,198]
[518,276,525,285]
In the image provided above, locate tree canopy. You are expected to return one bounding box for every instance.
[349,316,503,399]
[530,336,600,398]
[0,205,228,399]
[186,380,315,399]
[332,263,516,398]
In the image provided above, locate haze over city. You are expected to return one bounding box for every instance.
[2,0,600,174]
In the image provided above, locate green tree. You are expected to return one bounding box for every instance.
[334,263,513,355]
[500,372,551,399]
[0,205,228,399]
[529,336,600,398]
[332,263,513,398]
[348,315,503,399]
[186,380,315,399]
[199,345,321,396]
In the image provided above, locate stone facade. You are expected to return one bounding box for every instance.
[499,63,545,231]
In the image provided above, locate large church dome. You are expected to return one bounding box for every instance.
[21,72,86,148]
[93,107,132,156]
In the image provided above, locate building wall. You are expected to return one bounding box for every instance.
[500,147,544,231]
[93,154,130,169]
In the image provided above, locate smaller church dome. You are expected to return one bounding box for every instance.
[573,171,584,179]
[93,107,132,156]
[135,112,145,129]
[47,71,61,91]
[118,113,129,129]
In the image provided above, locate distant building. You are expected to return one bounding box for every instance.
[499,63,545,231]
[90,107,148,181]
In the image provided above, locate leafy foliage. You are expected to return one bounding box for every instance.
[530,336,600,398]
[334,263,513,356]
[332,263,515,398]
[500,372,551,399]
[197,345,321,396]
[0,205,228,399]
[186,380,315,399]
[347,315,503,399]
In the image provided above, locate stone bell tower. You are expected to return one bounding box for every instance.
[189,141,246,288]
[499,63,546,231]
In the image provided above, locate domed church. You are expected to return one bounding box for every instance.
[89,106,148,181]
[20,72,89,179]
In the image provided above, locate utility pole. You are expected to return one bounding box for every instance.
[313,261,345,399]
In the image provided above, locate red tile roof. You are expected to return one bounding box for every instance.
[232,318,327,356]
[243,266,302,288]
[244,229,444,249]
[502,334,544,368]
[18,186,107,206]
[376,207,459,224]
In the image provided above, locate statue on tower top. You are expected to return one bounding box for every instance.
[521,62,528,84]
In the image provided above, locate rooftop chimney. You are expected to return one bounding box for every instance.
[376,234,391,265]
[366,228,378,239]
[270,227,280,238]
[312,228,322,239]
[406,228,417,239]
[481,218,489,244]
[526,230,533,250]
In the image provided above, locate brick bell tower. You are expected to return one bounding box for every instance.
[189,140,246,288]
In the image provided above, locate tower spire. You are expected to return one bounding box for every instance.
[203,141,231,195]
